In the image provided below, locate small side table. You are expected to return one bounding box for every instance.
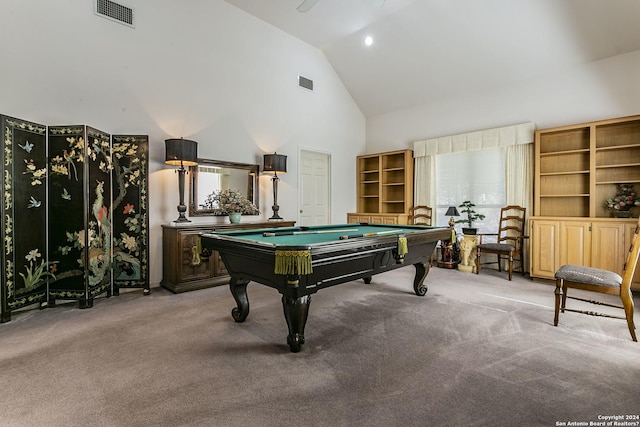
[458,234,479,273]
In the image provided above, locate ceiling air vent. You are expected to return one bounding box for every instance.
[95,0,135,28]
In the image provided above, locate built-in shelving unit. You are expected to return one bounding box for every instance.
[348,149,413,224]
[535,116,640,218]
[532,115,640,290]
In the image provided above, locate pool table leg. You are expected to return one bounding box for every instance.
[282,294,311,353]
[229,277,250,322]
[413,262,430,296]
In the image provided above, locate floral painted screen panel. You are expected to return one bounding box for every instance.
[47,126,112,308]
[112,135,149,293]
[1,116,48,322]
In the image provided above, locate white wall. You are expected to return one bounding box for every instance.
[366,49,640,152]
[0,0,365,286]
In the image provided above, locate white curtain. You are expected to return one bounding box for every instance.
[505,142,534,272]
[505,143,533,210]
[414,155,435,209]
[413,121,535,233]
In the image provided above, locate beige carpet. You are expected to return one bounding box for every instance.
[1,267,639,427]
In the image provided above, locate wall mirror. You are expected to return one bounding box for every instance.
[189,159,259,216]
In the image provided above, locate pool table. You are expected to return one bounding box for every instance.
[200,223,451,352]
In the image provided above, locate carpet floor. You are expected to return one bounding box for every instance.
[1,267,639,427]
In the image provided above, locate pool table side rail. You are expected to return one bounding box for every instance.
[199,226,451,293]
[200,224,450,251]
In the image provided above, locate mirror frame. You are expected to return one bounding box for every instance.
[189,158,260,216]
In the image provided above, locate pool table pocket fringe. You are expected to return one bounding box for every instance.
[397,237,408,257]
[275,249,313,275]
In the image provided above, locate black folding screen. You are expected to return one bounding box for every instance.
[48,125,113,307]
[0,115,149,322]
[0,116,49,321]
[111,135,149,294]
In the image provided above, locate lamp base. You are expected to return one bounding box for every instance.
[174,167,191,223]
[269,202,282,221]
[174,201,190,223]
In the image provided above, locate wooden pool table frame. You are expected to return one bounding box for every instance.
[200,224,450,352]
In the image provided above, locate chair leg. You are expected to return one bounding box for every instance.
[497,254,502,272]
[621,288,637,342]
[554,279,562,326]
[508,252,513,281]
[561,283,568,312]
[475,247,481,274]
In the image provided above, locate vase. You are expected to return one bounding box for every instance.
[612,210,633,218]
[228,212,242,224]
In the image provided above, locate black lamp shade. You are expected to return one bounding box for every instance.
[445,206,460,216]
[263,153,287,174]
[165,138,198,166]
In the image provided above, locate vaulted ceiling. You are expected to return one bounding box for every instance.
[225,0,640,118]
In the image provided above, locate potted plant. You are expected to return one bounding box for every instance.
[200,188,259,223]
[604,183,640,218]
[455,200,485,235]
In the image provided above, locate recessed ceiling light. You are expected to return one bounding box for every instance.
[363,35,374,46]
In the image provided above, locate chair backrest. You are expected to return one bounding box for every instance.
[497,205,526,247]
[621,217,640,291]
[408,205,432,226]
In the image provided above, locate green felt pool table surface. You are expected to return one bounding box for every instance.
[208,223,442,246]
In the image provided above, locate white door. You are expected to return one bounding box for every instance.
[299,150,330,226]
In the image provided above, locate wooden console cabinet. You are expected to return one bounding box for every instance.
[348,149,413,225]
[530,217,639,290]
[161,221,295,293]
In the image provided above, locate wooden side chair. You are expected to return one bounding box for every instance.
[553,217,640,342]
[408,205,432,226]
[475,205,526,281]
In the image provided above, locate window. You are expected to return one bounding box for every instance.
[435,148,505,234]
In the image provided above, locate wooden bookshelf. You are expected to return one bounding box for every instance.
[532,115,640,290]
[348,149,413,224]
[535,116,640,218]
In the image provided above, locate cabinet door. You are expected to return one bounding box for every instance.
[530,220,559,279]
[382,217,399,224]
[559,221,591,267]
[591,222,625,274]
[346,214,360,224]
[179,231,212,282]
[357,215,372,223]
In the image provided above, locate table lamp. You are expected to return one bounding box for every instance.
[437,206,460,268]
[165,138,198,223]
[445,206,460,227]
[263,153,287,220]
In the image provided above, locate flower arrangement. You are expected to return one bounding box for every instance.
[200,188,259,215]
[603,184,640,212]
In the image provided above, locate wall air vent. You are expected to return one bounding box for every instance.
[95,0,135,28]
[298,75,313,91]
